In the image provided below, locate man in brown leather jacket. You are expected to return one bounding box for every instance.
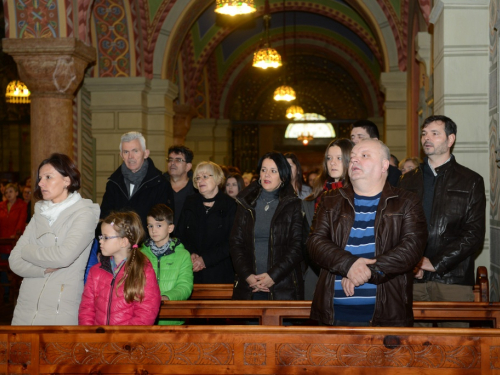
[398,115,486,327]
[308,139,427,326]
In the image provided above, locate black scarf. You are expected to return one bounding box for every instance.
[121,158,149,197]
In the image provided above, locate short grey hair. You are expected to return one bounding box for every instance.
[119,132,146,152]
[377,140,391,161]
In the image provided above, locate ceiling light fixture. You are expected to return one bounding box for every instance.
[286,105,304,119]
[5,80,31,104]
[215,0,256,16]
[274,85,296,101]
[253,2,282,70]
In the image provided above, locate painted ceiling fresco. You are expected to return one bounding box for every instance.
[2,0,428,122]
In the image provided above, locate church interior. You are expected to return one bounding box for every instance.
[0,1,498,304]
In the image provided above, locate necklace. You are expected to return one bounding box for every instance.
[203,204,213,214]
[263,198,276,211]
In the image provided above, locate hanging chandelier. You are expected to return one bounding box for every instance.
[253,47,282,69]
[5,80,31,104]
[253,13,282,69]
[285,113,336,146]
[214,0,256,16]
[286,105,304,119]
[297,133,314,146]
[274,85,296,101]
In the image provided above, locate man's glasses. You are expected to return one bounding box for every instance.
[167,158,186,164]
[98,235,120,241]
[194,174,213,182]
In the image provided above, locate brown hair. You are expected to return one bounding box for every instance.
[147,204,174,225]
[102,211,147,303]
[306,138,353,201]
[34,153,81,201]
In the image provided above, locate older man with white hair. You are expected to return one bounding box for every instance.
[307,139,427,327]
[100,131,173,229]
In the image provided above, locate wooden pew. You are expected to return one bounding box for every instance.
[189,283,233,300]
[2,325,500,374]
[160,299,500,327]
[190,265,490,301]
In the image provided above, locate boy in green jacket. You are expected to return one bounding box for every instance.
[141,204,193,325]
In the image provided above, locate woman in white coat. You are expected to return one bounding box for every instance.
[9,153,100,325]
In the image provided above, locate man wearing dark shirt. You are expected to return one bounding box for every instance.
[163,145,197,226]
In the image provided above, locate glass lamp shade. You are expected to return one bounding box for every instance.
[5,80,31,104]
[215,0,256,16]
[286,105,304,119]
[253,47,282,69]
[273,85,296,101]
[285,113,336,145]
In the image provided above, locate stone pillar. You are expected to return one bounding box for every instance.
[173,104,198,145]
[2,38,96,180]
[380,72,407,160]
[83,77,178,204]
[430,0,491,278]
[185,118,232,166]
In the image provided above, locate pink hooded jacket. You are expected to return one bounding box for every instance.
[78,257,161,325]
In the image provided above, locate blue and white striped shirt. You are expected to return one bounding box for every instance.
[334,193,381,323]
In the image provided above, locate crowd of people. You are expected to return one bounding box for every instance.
[2,114,486,328]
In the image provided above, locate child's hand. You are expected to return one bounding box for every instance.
[161,295,170,301]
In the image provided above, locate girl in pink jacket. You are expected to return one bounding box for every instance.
[78,211,161,325]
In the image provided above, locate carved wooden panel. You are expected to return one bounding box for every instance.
[276,343,480,368]
[2,326,500,374]
[40,342,233,365]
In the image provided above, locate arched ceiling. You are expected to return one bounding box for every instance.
[163,0,411,121]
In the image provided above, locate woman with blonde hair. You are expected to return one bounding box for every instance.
[399,157,421,175]
[177,161,236,283]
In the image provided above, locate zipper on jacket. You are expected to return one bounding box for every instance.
[31,273,52,325]
[106,276,117,325]
[56,284,64,314]
[157,257,161,283]
[370,193,396,325]
[269,231,274,300]
[236,198,258,286]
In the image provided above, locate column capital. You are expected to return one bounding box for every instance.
[380,72,407,101]
[2,38,96,99]
[173,104,198,145]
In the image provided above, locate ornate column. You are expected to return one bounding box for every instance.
[380,72,407,160]
[430,0,491,277]
[173,104,198,145]
[2,38,95,177]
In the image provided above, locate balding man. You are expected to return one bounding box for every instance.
[350,120,402,186]
[307,139,427,327]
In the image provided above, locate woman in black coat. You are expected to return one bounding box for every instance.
[230,151,304,300]
[176,161,236,284]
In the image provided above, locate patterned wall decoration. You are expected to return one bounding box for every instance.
[91,0,132,77]
[14,0,60,38]
[377,0,409,70]
[417,0,431,25]
[140,0,177,78]
[78,0,95,44]
[489,0,500,302]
